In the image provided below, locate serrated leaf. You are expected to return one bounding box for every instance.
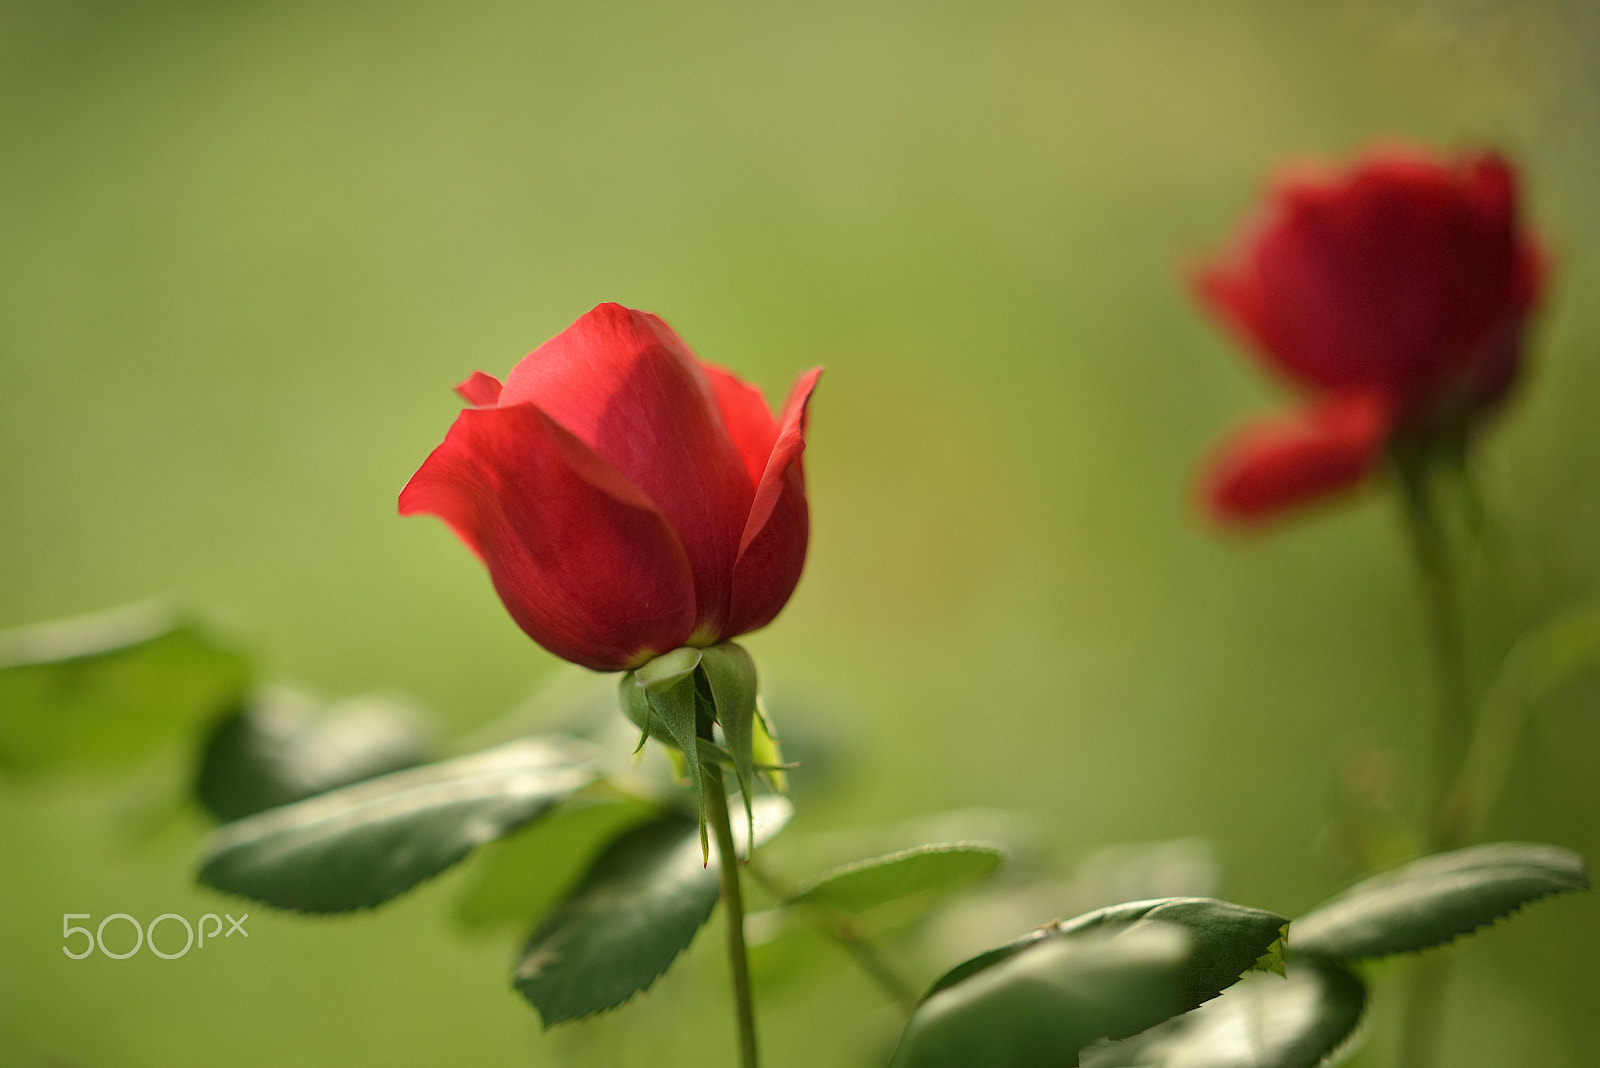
[1084,957,1366,1068]
[514,795,792,1025]
[195,686,431,821]
[926,897,1289,1018]
[787,842,1003,922]
[1251,926,1289,977]
[455,791,660,932]
[198,737,597,912]
[1291,841,1589,960]
[0,603,250,773]
[890,922,1193,1068]
[699,642,759,851]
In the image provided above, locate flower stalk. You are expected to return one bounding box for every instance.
[703,761,761,1068]
[1393,448,1472,1068]
[1394,450,1472,849]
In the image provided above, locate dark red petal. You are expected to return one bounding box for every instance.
[1201,392,1393,527]
[702,362,780,488]
[399,403,697,671]
[1196,146,1541,409]
[725,367,823,638]
[454,371,503,407]
[498,304,753,639]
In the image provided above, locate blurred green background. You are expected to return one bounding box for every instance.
[4,0,1599,1064]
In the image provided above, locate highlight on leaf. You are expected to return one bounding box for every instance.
[198,736,598,912]
[1290,841,1589,961]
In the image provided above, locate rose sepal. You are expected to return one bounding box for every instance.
[619,641,776,863]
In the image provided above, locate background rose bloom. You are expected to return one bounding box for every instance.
[401,303,822,671]
[1194,146,1547,525]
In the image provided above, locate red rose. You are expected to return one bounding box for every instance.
[401,303,822,671]
[1193,146,1547,525]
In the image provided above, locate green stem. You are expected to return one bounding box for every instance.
[1393,452,1473,1068]
[703,763,760,1068]
[746,862,921,1011]
[1395,456,1471,849]
[828,915,921,1010]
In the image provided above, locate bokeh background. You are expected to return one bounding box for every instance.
[4,0,1599,1065]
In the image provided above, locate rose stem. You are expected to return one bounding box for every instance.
[1397,454,1472,847]
[1393,450,1473,1068]
[703,762,761,1068]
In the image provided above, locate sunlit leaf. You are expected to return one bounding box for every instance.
[514,795,792,1025]
[455,790,661,932]
[786,842,1003,923]
[198,737,597,912]
[0,603,249,772]
[890,922,1192,1068]
[195,686,431,821]
[1291,841,1589,960]
[1084,957,1366,1068]
[926,897,1289,1017]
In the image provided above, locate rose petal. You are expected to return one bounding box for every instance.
[499,304,753,639]
[399,402,697,671]
[702,362,781,489]
[1197,148,1535,410]
[453,371,504,407]
[726,367,823,637]
[1201,392,1392,527]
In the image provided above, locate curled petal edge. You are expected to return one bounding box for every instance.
[1201,392,1394,528]
[725,367,823,637]
[701,362,781,489]
[399,402,698,671]
[454,371,504,407]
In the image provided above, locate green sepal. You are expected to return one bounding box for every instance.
[752,697,788,794]
[617,674,707,869]
[679,737,793,775]
[633,646,702,692]
[618,672,676,750]
[698,642,760,856]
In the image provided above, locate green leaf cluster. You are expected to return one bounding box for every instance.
[1291,841,1589,961]
[894,897,1288,1068]
[1079,843,1588,1068]
[0,603,249,773]
[195,686,431,821]
[514,795,792,1024]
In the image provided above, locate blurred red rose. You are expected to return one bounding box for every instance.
[402,303,822,671]
[1193,146,1547,525]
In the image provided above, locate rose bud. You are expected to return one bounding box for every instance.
[1192,146,1547,526]
[401,303,822,671]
